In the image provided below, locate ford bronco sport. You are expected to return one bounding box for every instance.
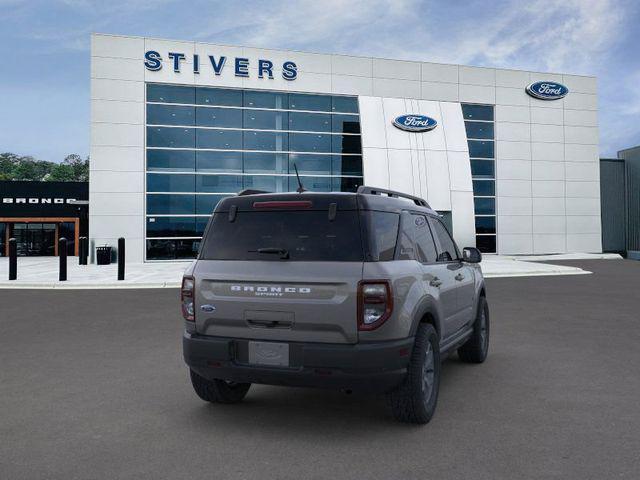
[182,186,489,424]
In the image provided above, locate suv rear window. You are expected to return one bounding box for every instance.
[200,210,364,261]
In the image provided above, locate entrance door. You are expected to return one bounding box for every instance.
[12,223,56,256]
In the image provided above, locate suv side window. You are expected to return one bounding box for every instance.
[429,217,459,262]
[396,213,416,260]
[412,214,438,263]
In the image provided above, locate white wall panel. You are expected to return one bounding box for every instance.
[424,150,452,210]
[498,215,533,234]
[417,100,446,150]
[373,58,420,80]
[530,107,563,125]
[497,160,531,180]
[450,191,476,247]
[531,124,564,143]
[533,234,566,254]
[566,181,600,198]
[91,171,144,193]
[459,84,495,104]
[495,87,529,106]
[562,75,597,94]
[497,180,532,197]
[91,56,144,81]
[566,162,599,181]
[92,79,144,102]
[91,100,144,125]
[496,122,530,142]
[459,66,495,86]
[90,146,144,172]
[497,197,532,216]
[361,147,389,189]
[381,98,412,149]
[496,105,529,123]
[564,109,598,127]
[567,216,601,234]
[531,142,564,162]
[533,216,566,234]
[92,34,144,59]
[497,141,531,160]
[495,69,530,88]
[532,181,565,198]
[447,151,473,192]
[498,234,533,254]
[533,197,565,215]
[387,149,415,193]
[373,78,420,99]
[332,75,373,95]
[90,215,144,239]
[421,63,458,83]
[565,144,599,162]
[532,161,565,181]
[564,126,598,145]
[358,96,387,149]
[421,82,458,102]
[90,192,144,216]
[439,102,468,152]
[567,234,602,252]
[332,55,372,76]
[566,198,601,215]
[564,92,598,110]
[91,123,143,147]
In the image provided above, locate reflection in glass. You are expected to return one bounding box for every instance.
[472,179,495,196]
[147,173,195,192]
[474,197,496,215]
[196,107,242,128]
[196,151,242,172]
[288,153,331,175]
[146,194,195,215]
[196,175,243,193]
[147,104,195,126]
[243,90,287,109]
[147,127,195,148]
[244,152,287,173]
[196,194,228,214]
[243,175,287,192]
[332,135,362,154]
[332,96,359,114]
[332,115,361,134]
[475,216,496,234]
[461,104,494,121]
[243,131,288,151]
[243,109,287,130]
[470,160,495,178]
[147,84,194,104]
[288,112,331,132]
[464,121,494,139]
[289,93,332,112]
[468,140,494,158]
[196,129,242,149]
[147,217,197,237]
[147,150,195,171]
[476,235,496,253]
[331,176,362,192]
[289,133,331,153]
[196,87,242,106]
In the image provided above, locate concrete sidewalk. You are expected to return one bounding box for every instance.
[0,253,621,288]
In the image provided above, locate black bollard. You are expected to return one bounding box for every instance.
[83,237,89,265]
[8,238,17,280]
[59,237,67,281]
[117,237,125,281]
[78,236,84,265]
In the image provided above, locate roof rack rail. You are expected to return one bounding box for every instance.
[357,186,431,208]
[237,189,271,196]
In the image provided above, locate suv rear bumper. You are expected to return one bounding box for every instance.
[183,332,414,393]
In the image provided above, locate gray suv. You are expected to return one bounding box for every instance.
[182,186,489,424]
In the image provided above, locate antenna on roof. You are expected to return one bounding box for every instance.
[293,163,306,193]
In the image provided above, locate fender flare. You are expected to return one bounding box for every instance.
[409,295,443,340]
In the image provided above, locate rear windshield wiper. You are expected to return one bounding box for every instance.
[250,247,290,260]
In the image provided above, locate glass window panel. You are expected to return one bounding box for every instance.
[332,155,363,176]
[412,215,438,263]
[243,175,287,192]
[196,129,242,149]
[332,96,359,114]
[468,140,494,158]
[475,216,496,234]
[196,194,228,215]
[332,176,363,192]
[243,109,288,130]
[147,127,195,148]
[146,239,200,260]
[195,107,242,128]
[244,152,287,174]
[196,87,242,106]
[147,104,194,126]
[196,218,210,236]
[146,194,195,215]
[196,151,242,172]
[147,150,195,171]
[472,179,495,196]
[243,90,288,109]
[196,174,243,193]
[464,121,494,139]
[332,134,362,154]
[146,217,197,237]
[289,133,331,153]
[289,93,332,112]
[288,112,331,132]
[288,153,331,175]
[243,131,288,151]
[476,235,496,253]
[471,159,495,178]
[461,104,494,121]
[332,115,361,134]
[290,176,331,192]
[363,211,399,261]
[147,84,195,104]
[146,173,195,192]
[474,197,496,215]
[429,218,460,261]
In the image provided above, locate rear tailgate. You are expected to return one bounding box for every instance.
[194,261,362,343]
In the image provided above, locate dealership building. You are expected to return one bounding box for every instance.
[90,33,601,262]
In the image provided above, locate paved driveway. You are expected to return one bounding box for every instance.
[1,260,639,479]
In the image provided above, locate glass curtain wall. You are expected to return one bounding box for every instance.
[462,104,496,253]
[145,84,364,260]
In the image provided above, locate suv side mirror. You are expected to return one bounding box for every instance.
[462,247,482,264]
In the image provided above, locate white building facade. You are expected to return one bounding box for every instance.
[90,33,601,262]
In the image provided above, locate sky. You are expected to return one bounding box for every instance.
[0,0,638,162]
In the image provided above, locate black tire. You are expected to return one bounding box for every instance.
[458,296,490,363]
[189,369,251,404]
[387,323,441,424]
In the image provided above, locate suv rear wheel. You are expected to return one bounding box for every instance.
[387,323,441,424]
[189,369,251,404]
[458,296,490,363]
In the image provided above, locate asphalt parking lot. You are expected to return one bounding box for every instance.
[1,259,639,479]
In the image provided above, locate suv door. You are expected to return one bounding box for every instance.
[428,217,476,332]
[403,212,458,341]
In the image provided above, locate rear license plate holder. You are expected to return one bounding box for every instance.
[248,341,290,367]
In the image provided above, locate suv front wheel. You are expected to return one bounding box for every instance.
[458,296,490,363]
[189,369,251,404]
[387,323,441,424]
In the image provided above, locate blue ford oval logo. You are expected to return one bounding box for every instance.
[526,81,569,100]
[393,114,437,132]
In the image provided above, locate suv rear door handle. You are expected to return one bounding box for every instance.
[429,277,442,287]
[455,273,465,281]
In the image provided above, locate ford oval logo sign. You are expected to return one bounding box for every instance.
[393,114,437,132]
[526,81,569,100]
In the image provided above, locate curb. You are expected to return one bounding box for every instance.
[0,282,182,289]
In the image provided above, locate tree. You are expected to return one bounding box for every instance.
[0,152,89,181]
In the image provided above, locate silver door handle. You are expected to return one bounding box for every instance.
[455,273,465,281]
[430,277,442,287]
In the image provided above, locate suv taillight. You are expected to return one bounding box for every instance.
[181,276,195,321]
[358,280,393,331]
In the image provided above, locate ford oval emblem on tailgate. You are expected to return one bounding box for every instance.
[200,304,216,312]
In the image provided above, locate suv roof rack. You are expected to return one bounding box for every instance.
[237,189,271,196]
[357,186,431,208]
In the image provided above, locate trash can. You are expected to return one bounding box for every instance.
[96,245,112,265]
